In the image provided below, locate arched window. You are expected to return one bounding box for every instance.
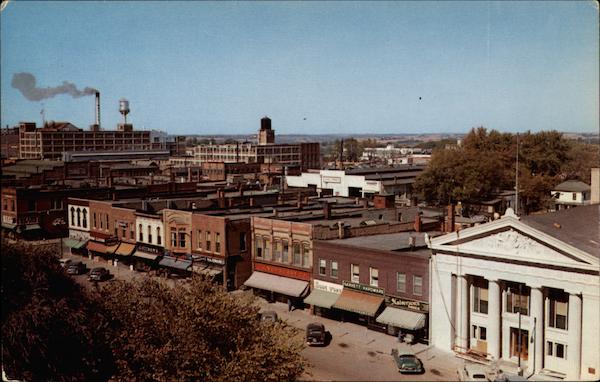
[147,225,152,244]
[139,224,144,242]
[76,208,81,227]
[82,209,87,228]
[156,227,161,245]
[70,207,75,226]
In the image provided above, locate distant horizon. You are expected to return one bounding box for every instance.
[2,1,598,134]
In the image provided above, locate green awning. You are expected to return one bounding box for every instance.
[63,238,88,249]
[23,224,41,231]
[304,289,341,309]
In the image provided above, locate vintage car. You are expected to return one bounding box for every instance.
[89,267,111,281]
[306,322,326,346]
[457,363,491,381]
[391,349,424,374]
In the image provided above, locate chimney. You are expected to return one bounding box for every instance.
[447,204,456,233]
[337,221,344,239]
[95,91,101,128]
[414,212,422,232]
[217,189,226,209]
[323,202,332,219]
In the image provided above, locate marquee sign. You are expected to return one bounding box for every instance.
[385,296,428,312]
[314,279,343,294]
[342,280,385,295]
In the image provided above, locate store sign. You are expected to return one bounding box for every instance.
[194,255,225,265]
[254,262,311,281]
[314,279,343,294]
[322,176,341,184]
[137,244,163,255]
[385,296,428,312]
[365,181,378,186]
[342,281,384,295]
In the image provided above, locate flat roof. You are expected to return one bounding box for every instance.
[326,231,435,253]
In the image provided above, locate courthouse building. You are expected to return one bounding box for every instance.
[428,206,599,381]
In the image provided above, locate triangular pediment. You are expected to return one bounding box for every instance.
[429,214,598,269]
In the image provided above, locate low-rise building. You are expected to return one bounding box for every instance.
[551,180,591,210]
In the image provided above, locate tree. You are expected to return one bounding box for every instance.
[1,241,114,381]
[99,277,307,381]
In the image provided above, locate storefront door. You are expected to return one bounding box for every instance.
[510,328,529,361]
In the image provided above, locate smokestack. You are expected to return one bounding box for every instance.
[95,91,100,128]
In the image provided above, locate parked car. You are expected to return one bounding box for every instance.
[306,322,326,346]
[457,364,491,381]
[391,349,424,374]
[494,373,527,382]
[259,310,279,323]
[66,261,86,275]
[59,258,72,268]
[89,267,110,281]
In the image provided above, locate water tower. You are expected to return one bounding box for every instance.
[119,98,130,124]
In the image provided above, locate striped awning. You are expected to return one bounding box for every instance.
[376,306,426,330]
[332,289,384,317]
[304,289,341,309]
[114,243,136,256]
[244,271,309,298]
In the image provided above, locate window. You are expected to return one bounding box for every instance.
[351,264,360,283]
[319,259,326,275]
[105,214,109,231]
[197,230,202,249]
[156,227,161,245]
[122,227,126,238]
[572,192,577,201]
[215,233,221,253]
[547,341,567,359]
[239,232,246,251]
[76,208,81,227]
[2,198,6,211]
[472,325,487,341]
[331,261,338,278]
[178,231,186,248]
[506,285,530,315]
[82,210,87,228]
[10,199,14,211]
[71,207,75,225]
[100,213,103,229]
[171,228,177,247]
[549,298,568,330]
[274,240,282,262]
[114,221,118,237]
[302,244,310,267]
[206,231,211,251]
[255,235,262,258]
[282,240,289,263]
[473,285,488,314]
[397,273,406,293]
[139,224,144,241]
[130,224,135,240]
[93,212,97,228]
[370,267,379,287]
[292,242,301,266]
[147,225,152,244]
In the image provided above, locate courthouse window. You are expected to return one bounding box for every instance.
[473,285,488,314]
[549,298,568,330]
[506,285,530,315]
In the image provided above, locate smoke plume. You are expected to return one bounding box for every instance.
[11,72,97,101]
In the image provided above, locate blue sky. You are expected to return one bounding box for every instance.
[1,1,598,135]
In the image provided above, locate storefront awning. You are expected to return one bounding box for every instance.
[1,222,16,230]
[332,289,384,317]
[159,257,192,271]
[63,238,88,249]
[133,250,161,261]
[192,263,223,276]
[376,306,426,330]
[114,242,136,257]
[303,289,341,309]
[244,271,309,298]
[87,241,119,255]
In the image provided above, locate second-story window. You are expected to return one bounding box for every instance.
[147,225,152,244]
[319,259,326,276]
[413,275,423,297]
[93,212,97,228]
[263,237,271,260]
[370,267,379,287]
[473,285,488,313]
[282,240,289,263]
[255,235,263,258]
[239,232,246,251]
[302,243,310,268]
[215,232,221,253]
[139,224,144,242]
[76,208,81,227]
[71,207,75,226]
[130,224,135,240]
[331,261,338,278]
[178,230,186,248]
[292,242,301,266]
[397,272,406,293]
[171,229,177,247]
[351,264,360,283]
[10,199,15,211]
[156,227,161,245]
[82,209,87,228]
[206,231,211,251]
[197,230,202,249]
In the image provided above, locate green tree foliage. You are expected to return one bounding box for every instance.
[1,241,114,381]
[414,127,596,214]
[99,277,306,381]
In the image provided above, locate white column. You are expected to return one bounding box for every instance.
[530,287,544,374]
[487,279,501,360]
[457,275,469,350]
[567,293,582,380]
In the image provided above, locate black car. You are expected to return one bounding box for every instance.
[306,322,326,346]
[89,267,110,281]
[66,261,86,275]
[392,350,424,374]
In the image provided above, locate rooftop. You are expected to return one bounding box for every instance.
[553,180,591,193]
[327,231,437,253]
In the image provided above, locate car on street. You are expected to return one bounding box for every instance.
[306,322,326,346]
[89,267,111,281]
[59,258,72,268]
[259,310,279,322]
[494,373,527,382]
[66,261,86,275]
[391,349,424,374]
[457,364,491,381]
